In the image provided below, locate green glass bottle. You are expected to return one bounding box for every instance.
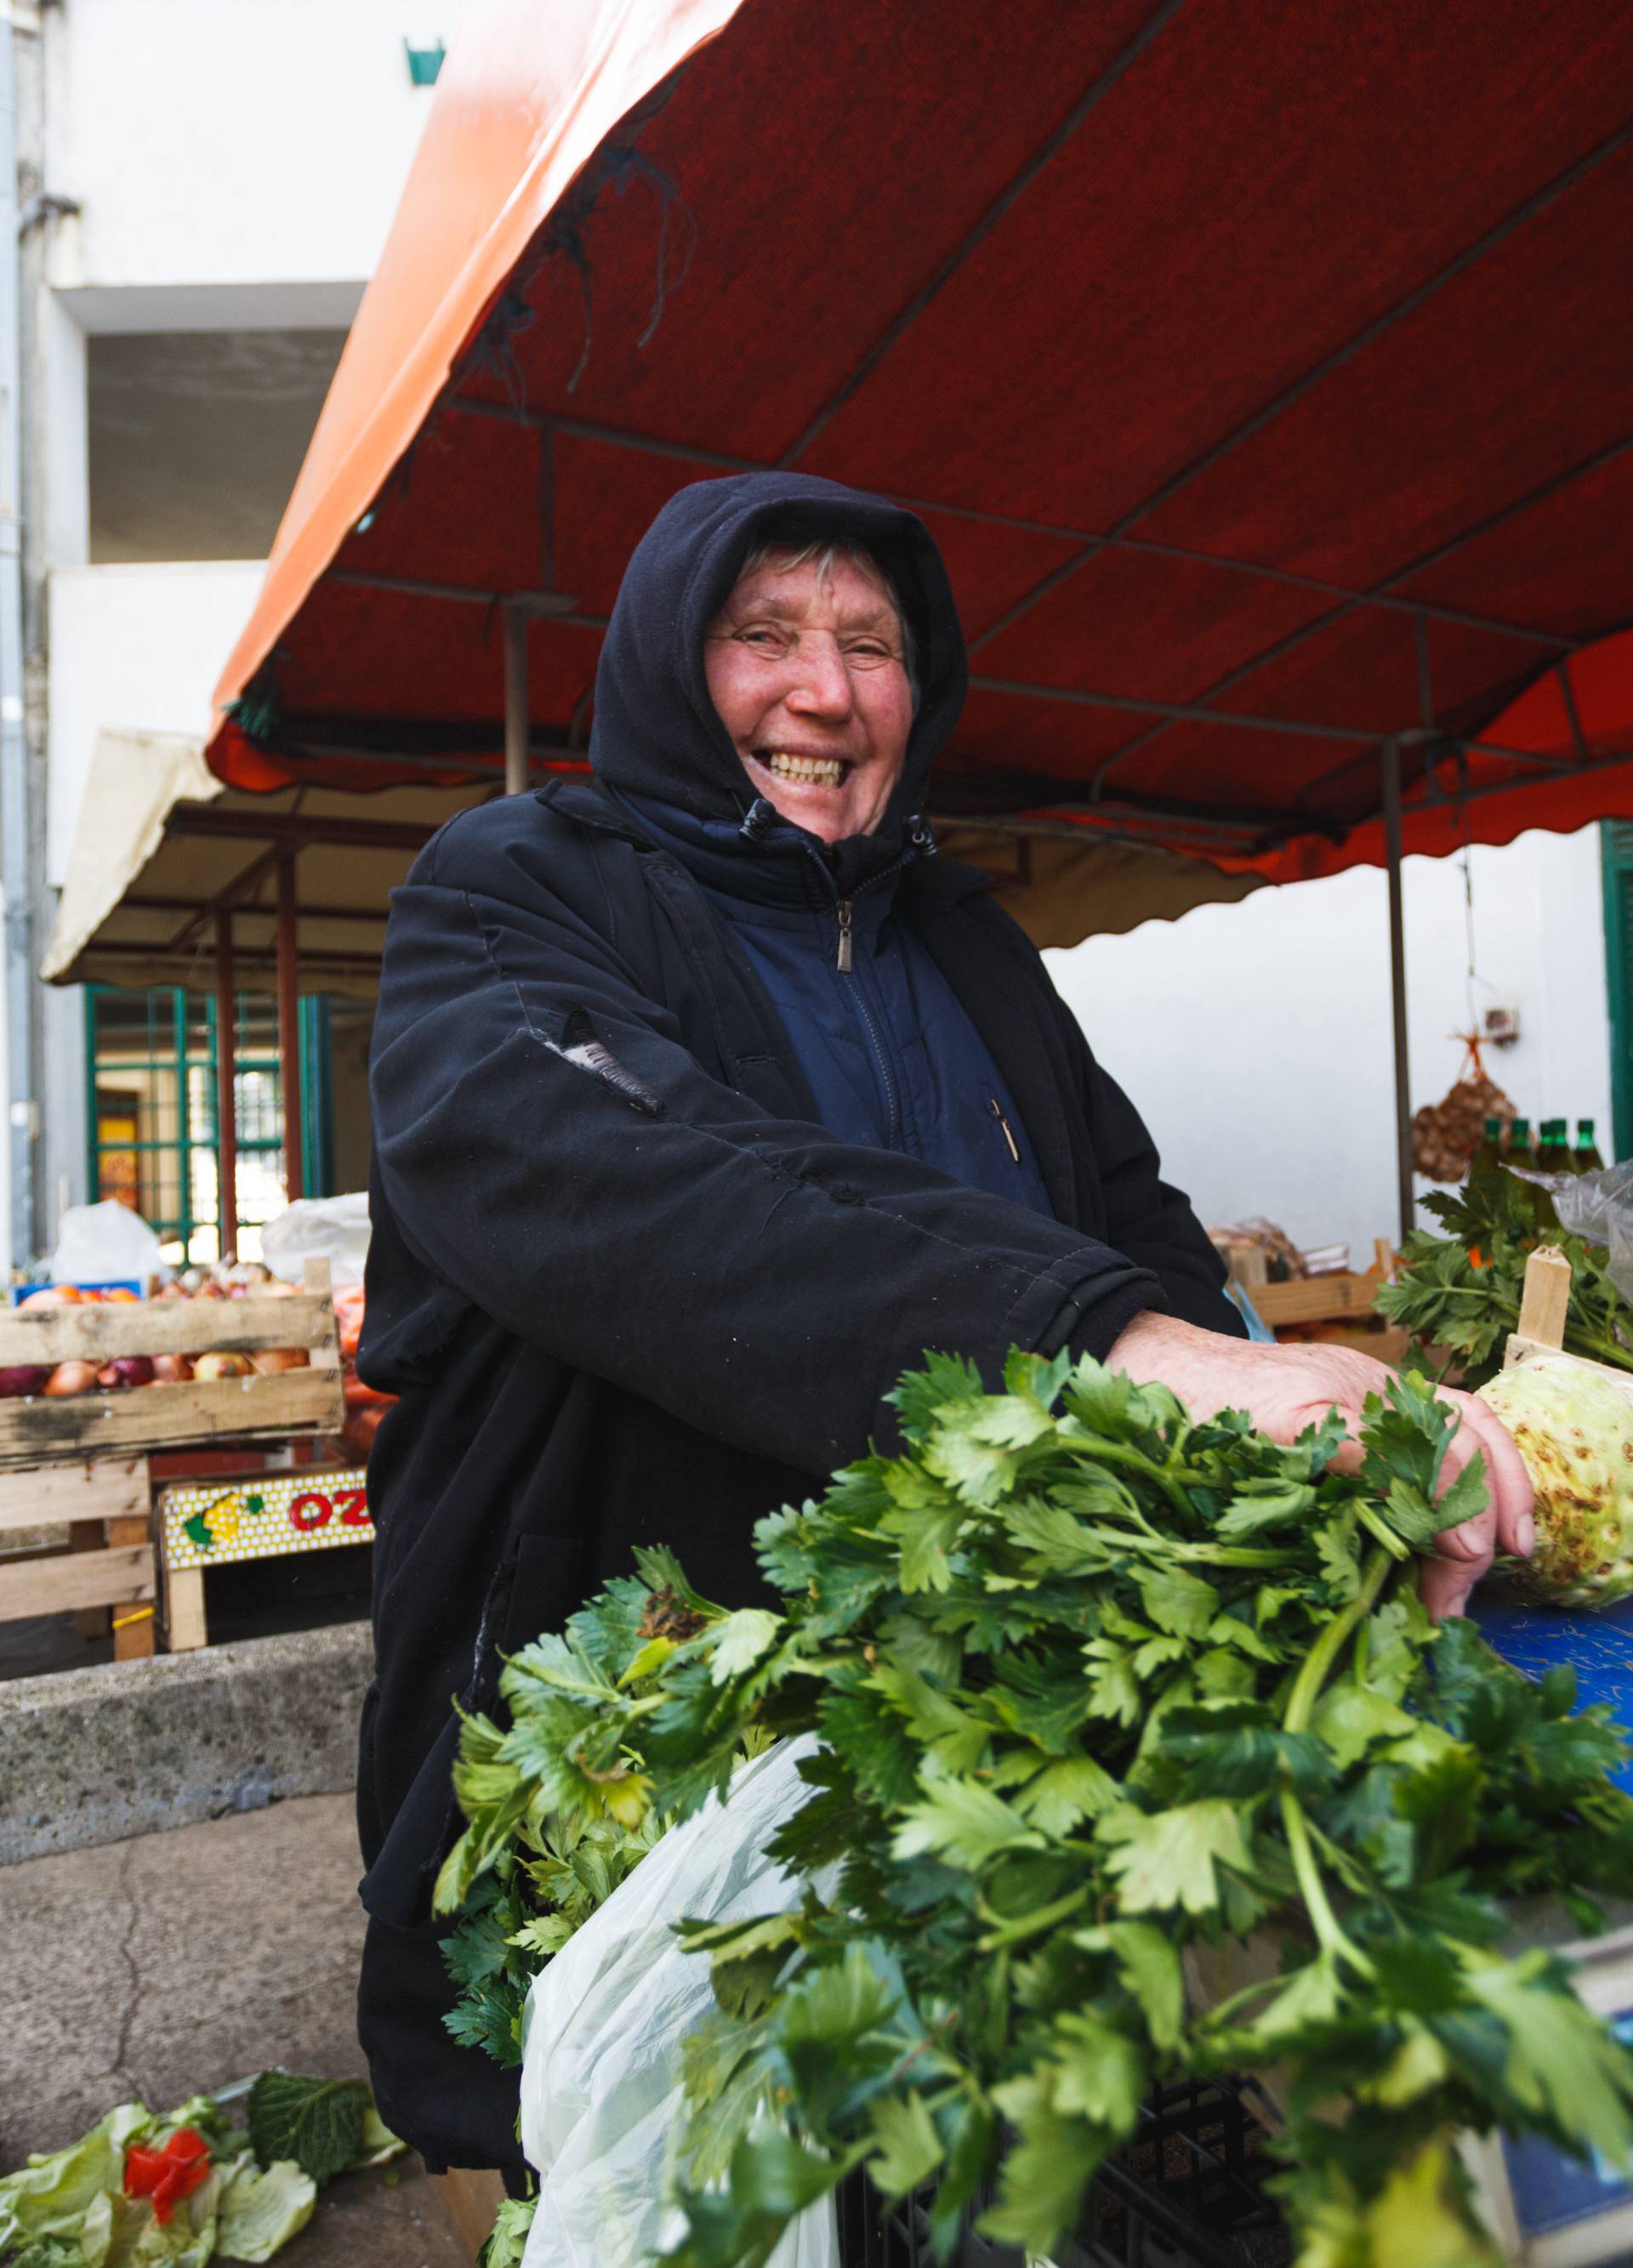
[1506,1117,1536,1168]
[1575,1118,1606,1174]
[1536,1118,1571,1171]
[1471,1117,1503,1176]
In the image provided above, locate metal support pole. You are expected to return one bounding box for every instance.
[503,603,529,796]
[276,853,304,1202]
[214,912,238,1260]
[0,21,35,1270]
[1381,737,1414,1244]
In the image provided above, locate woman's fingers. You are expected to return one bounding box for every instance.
[1409,1388,1536,1620]
[1418,1546,1486,1621]
[1167,1346,1538,1622]
[1435,1389,1537,1559]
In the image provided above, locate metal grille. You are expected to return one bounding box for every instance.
[83,984,333,1265]
[839,2078,1292,2268]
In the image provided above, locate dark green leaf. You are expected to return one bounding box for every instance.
[246,2070,369,2186]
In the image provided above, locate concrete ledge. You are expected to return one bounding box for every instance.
[0,1620,372,1862]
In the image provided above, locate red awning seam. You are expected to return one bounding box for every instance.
[776,0,1189,470]
[970,117,1633,667]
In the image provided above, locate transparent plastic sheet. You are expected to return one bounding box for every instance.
[1513,1162,1633,1306]
[518,1735,839,2268]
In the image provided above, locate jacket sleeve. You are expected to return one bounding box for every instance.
[367,814,1169,1476]
[1050,995,1246,1340]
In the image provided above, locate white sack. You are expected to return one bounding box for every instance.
[518,1736,838,2268]
[49,1200,168,1287]
[259,1192,372,1287]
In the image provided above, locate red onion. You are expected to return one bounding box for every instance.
[0,1365,50,1397]
[97,1356,155,1390]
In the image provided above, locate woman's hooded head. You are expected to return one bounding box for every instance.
[589,473,968,843]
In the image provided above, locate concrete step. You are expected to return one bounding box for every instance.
[0,1618,371,1863]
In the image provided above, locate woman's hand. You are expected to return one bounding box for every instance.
[1106,1313,1535,1617]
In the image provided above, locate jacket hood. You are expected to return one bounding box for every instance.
[587,472,968,835]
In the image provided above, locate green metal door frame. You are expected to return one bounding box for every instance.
[299,995,333,1200]
[1601,822,1633,1164]
[85,984,337,1260]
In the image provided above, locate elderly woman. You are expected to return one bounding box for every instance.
[355,471,1531,2175]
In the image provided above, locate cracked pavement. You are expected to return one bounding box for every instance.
[1,1793,470,2265]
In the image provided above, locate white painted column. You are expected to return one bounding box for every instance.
[43,293,87,569]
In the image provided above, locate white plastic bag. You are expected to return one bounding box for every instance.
[48,1200,168,1287]
[259,1192,372,1287]
[518,1736,839,2268]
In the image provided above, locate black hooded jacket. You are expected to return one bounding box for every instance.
[354,472,1239,2172]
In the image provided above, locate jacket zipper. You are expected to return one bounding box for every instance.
[990,1094,1021,1164]
[832,835,923,971]
[814,833,932,1146]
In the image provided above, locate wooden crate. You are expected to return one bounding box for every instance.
[0,1452,156,1658]
[1252,1271,1382,1326]
[156,1460,375,1651]
[0,1261,345,1659]
[433,2170,508,2262]
[0,1257,344,1468]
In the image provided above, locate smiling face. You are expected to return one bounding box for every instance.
[703,547,914,843]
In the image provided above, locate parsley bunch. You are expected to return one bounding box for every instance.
[436,1350,1633,2266]
[1375,1166,1633,1386]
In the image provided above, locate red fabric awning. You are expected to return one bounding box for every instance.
[208,0,1633,892]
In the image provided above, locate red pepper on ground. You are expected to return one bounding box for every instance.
[123,2127,213,2223]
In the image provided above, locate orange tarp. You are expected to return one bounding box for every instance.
[210,0,743,782]
[208,0,1633,884]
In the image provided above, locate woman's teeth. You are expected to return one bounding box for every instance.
[764,752,846,788]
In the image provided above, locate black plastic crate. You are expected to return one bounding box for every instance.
[838,2077,1293,2268]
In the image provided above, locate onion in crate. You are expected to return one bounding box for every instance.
[43,1361,100,1396]
[193,1351,253,1380]
[97,1356,155,1390]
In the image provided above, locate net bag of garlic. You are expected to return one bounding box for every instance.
[1412,1040,1515,1183]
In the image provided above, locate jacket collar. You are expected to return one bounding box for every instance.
[537,777,994,913]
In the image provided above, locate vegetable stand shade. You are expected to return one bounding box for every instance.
[182,0,1633,1244]
[39,730,481,1000]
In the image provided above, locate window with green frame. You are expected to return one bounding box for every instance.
[1602,822,1633,1165]
[85,986,334,1265]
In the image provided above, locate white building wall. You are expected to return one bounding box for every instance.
[46,564,266,887]
[1046,823,1614,1268]
[43,0,467,318]
[16,6,469,1266]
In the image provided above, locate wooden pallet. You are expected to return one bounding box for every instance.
[0,1453,156,1658]
[0,1257,344,1467]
